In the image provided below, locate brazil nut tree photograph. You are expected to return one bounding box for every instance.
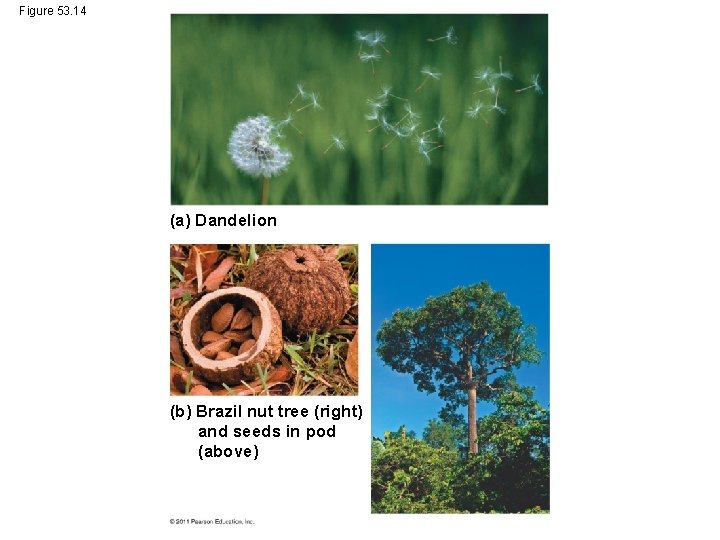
[372,244,549,513]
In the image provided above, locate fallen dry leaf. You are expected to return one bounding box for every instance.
[183,244,219,284]
[170,283,196,300]
[203,256,236,292]
[346,331,358,383]
[170,334,186,368]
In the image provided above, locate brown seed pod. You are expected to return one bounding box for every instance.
[211,303,235,333]
[216,351,235,361]
[181,287,283,385]
[202,330,225,344]
[223,329,252,343]
[230,308,253,330]
[199,338,231,359]
[243,245,351,335]
[239,338,256,354]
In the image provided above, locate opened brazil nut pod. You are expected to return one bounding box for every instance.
[181,287,283,385]
[243,245,351,335]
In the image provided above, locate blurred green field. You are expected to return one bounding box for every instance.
[171,15,547,205]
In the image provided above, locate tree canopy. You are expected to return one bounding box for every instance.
[376,281,541,453]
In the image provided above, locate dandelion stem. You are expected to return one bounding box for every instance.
[415,78,429,92]
[261,177,269,205]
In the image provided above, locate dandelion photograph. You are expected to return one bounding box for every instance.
[171,14,548,205]
[170,244,359,396]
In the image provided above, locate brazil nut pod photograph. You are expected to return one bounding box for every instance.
[170,244,358,396]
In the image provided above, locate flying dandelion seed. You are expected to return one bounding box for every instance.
[295,92,321,113]
[323,135,346,154]
[474,67,495,83]
[415,66,441,92]
[359,51,381,76]
[355,30,371,53]
[466,101,489,123]
[376,85,407,102]
[473,83,498,96]
[276,112,304,137]
[435,117,446,136]
[367,114,391,133]
[369,30,391,54]
[497,56,513,80]
[489,90,506,115]
[423,117,446,137]
[288,83,308,107]
[427,26,457,44]
[389,102,421,131]
[415,134,443,163]
[516,73,543,95]
[367,97,388,114]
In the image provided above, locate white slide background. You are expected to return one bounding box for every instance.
[1,0,718,538]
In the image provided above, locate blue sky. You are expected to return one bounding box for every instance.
[371,244,550,439]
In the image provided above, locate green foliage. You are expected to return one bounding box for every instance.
[371,431,457,513]
[423,419,464,451]
[372,392,550,514]
[385,425,417,440]
[454,380,549,512]
[171,14,547,204]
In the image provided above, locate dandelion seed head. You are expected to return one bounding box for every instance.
[421,65,441,79]
[228,115,292,178]
[296,83,307,98]
[435,117,446,136]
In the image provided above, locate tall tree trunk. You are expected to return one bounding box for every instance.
[467,386,478,454]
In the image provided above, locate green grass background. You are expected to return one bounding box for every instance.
[171,15,548,205]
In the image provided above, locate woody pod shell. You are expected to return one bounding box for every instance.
[243,245,351,335]
[181,287,283,385]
